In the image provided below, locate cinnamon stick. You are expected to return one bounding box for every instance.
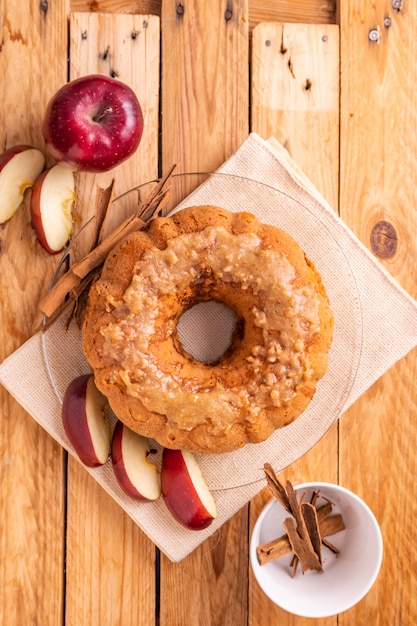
[258,465,346,573]
[301,501,322,565]
[256,509,344,565]
[283,517,323,573]
[263,463,292,514]
[284,481,321,572]
[319,513,345,538]
[91,179,116,249]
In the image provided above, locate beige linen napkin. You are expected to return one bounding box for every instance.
[2,132,417,562]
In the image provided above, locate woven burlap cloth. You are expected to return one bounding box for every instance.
[2,133,417,562]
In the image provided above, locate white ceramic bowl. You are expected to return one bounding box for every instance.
[250,482,383,618]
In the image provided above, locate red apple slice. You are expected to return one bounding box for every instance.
[161,448,217,530]
[0,145,45,224]
[30,163,75,254]
[62,374,110,468]
[111,421,161,501]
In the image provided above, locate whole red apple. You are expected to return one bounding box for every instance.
[42,74,143,173]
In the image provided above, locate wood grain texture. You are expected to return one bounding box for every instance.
[65,458,157,626]
[68,0,337,29]
[159,515,249,626]
[249,22,340,625]
[249,0,336,30]
[0,1,68,624]
[161,0,249,202]
[339,2,417,624]
[70,0,161,14]
[251,22,340,207]
[64,13,160,626]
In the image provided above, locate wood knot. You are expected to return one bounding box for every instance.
[224,7,233,21]
[370,220,398,258]
[176,3,185,17]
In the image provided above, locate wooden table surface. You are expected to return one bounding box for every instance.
[1,1,417,624]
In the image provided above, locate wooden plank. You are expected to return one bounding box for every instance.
[339,2,417,624]
[64,13,160,626]
[69,12,160,253]
[249,1,337,30]
[161,0,249,203]
[70,0,161,14]
[251,22,340,208]
[65,463,157,625]
[159,2,249,624]
[0,1,69,624]
[249,21,340,626]
[160,516,250,626]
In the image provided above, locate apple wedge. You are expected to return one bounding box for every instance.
[0,145,45,224]
[111,421,161,501]
[62,374,110,468]
[161,448,217,530]
[30,163,75,254]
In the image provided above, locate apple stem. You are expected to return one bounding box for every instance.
[93,107,113,123]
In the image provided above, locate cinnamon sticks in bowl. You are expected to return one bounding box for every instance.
[256,464,345,576]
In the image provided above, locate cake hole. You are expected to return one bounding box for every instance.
[176,301,239,363]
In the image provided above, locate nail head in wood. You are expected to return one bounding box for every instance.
[368,29,381,43]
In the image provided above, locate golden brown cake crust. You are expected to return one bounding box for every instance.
[82,206,334,454]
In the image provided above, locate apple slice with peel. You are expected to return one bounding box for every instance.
[30,164,75,254]
[111,421,161,501]
[161,448,217,530]
[0,145,45,224]
[62,374,110,468]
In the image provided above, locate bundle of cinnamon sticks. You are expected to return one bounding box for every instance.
[256,464,345,577]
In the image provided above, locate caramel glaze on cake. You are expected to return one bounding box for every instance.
[82,206,334,454]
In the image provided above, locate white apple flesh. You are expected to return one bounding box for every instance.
[161,448,217,530]
[0,145,45,224]
[30,164,75,254]
[62,374,110,468]
[111,421,161,501]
